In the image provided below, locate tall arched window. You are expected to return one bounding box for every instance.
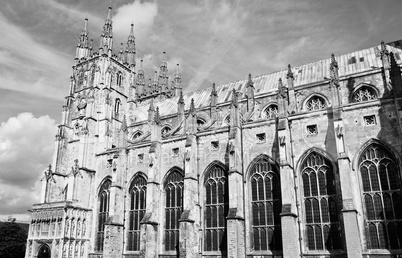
[117,72,123,86]
[204,163,228,252]
[359,143,402,249]
[96,179,111,251]
[164,168,184,251]
[305,96,326,111]
[301,151,342,251]
[250,156,282,251]
[127,175,147,251]
[114,98,121,119]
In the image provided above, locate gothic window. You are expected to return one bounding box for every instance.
[250,156,282,251]
[204,163,228,252]
[305,96,326,111]
[197,118,206,127]
[96,179,111,251]
[301,152,342,251]
[264,104,278,119]
[127,175,147,251]
[358,143,402,249]
[353,86,377,103]
[117,72,123,86]
[164,168,184,251]
[114,98,121,119]
[161,126,172,136]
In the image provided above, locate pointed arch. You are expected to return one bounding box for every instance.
[355,139,402,249]
[298,148,343,251]
[203,161,228,252]
[127,173,147,251]
[303,94,329,111]
[96,177,112,251]
[247,154,282,252]
[350,83,379,103]
[163,167,184,252]
[37,244,51,258]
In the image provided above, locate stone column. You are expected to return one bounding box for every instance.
[179,134,200,257]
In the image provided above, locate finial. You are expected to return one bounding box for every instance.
[330,53,338,69]
[286,64,294,79]
[155,107,161,124]
[178,90,184,104]
[107,6,112,20]
[246,73,254,88]
[190,98,195,114]
[380,41,389,57]
[231,89,238,107]
[84,18,88,31]
[148,99,155,111]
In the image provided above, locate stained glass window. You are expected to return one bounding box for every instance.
[353,87,377,102]
[204,163,228,252]
[164,169,184,251]
[96,179,111,251]
[127,175,147,251]
[301,152,342,250]
[359,143,402,249]
[250,156,282,251]
[306,96,326,111]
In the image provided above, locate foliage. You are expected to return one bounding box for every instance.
[0,222,28,258]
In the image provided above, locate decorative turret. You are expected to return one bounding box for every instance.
[125,24,136,68]
[173,64,182,97]
[152,71,159,94]
[245,74,255,111]
[100,7,113,56]
[75,18,90,61]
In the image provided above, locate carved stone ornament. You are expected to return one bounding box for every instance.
[184,150,191,162]
[44,164,56,183]
[71,159,83,178]
[335,124,343,138]
[229,142,235,155]
[279,136,286,146]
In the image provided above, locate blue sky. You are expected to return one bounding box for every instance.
[1,0,402,220]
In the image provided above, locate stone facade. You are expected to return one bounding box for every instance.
[27,7,402,258]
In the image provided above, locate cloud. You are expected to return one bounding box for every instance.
[0,113,56,215]
[113,1,158,45]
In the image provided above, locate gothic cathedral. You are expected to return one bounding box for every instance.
[27,7,402,258]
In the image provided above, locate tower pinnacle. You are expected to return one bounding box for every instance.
[125,23,136,67]
[100,7,113,55]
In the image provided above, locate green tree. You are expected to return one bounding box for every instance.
[0,222,28,258]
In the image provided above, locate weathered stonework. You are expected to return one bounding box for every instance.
[26,7,402,258]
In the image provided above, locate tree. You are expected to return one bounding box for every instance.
[0,222,28,258]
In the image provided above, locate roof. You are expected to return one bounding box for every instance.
[131,42,402,121]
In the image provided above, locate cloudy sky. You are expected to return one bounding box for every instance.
[1,0,402,220]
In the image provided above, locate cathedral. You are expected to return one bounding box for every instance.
[26,7,402,258]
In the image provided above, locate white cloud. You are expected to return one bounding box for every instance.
[0,113,56,215]
[113,0,158,45]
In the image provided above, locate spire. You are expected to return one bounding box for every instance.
[100,7,113,54]
[277,78,288,117]
[246,73,254,88]
[380,41,390,69]
[245,74,255,111]
[155,107,161,124]
[126,23,136,67]
[178,90,184,104]
[173,64,182,96]
[75,18,90,60]
[153,71,159,94]
[160,52,168,73]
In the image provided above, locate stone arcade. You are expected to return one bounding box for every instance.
[26,7,402,258]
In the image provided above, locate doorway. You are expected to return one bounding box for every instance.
[37,244,51,258]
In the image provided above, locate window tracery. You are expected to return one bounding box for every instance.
[264,105,278,119]
[301,152,342,251]
[127,175,147,251]
[96,179,111,251]
[250,157,282,251]
[161,126,172,136]
[353,87,377,102]
[204,163,228,252]
[305,96,326,111]
[359,143,402,249]
[164,169,184,251]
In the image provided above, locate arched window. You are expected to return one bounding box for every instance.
[197,118,206,127]
[161,126,172,136]
[127,175,147,251]
[164,168,184,251]
[305,96,326,111]
[96,179,111,251]
[353,86,377,102]
[250,156,282,251]
[132,131,143,140]
[263,104,278,119]
[301,151,342,251]
[358,143,402,249]
[204,163,228,252]
[117,72,123,86]
[114,98,121,118]
[37,244,51,258]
